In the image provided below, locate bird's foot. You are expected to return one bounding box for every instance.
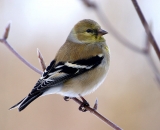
[64,96,70,101]
[79,95,90,112]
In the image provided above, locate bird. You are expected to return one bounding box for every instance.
[10,19,110,112]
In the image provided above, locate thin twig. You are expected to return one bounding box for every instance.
[3,22,10,40]
[143,23,160,85]
[82,0,96,8]
[37,48,46,71]
[72,98,122,130]
[0,23,43,75]
[93,98,98,110]
[144,39,160,84]
[129,2,159,85]
[131,0,160,60]
[147,54,160,84]
[0,24,123,130]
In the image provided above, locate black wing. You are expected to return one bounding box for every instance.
[29,54,104,95]
[10,55,104,111]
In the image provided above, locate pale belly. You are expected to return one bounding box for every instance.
[58,62,109,97]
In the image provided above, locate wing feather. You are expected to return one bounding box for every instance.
[29,54,104,95]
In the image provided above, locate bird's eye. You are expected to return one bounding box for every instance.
[86,29,93,33]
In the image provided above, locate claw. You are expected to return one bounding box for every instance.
[78,94,90,112]
[64,96,70,101]
[79,102,89,112]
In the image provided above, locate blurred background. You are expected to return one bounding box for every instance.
[0,0,160,130]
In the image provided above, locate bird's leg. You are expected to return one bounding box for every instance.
[78,94,90,112]
[63,96,70,101]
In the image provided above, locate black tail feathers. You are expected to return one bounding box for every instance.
[9,92,43,111]
[9,97,26,110]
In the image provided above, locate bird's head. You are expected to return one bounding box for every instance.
[67,19,108,44]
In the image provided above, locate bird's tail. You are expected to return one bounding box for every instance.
[9,92,43,111]
[9,97,26,110]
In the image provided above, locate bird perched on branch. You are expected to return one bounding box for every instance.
[10,19,110,112]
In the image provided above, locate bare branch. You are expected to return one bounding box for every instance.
[82,0,96,8]
[72,98,122,130]
[143,22,152,54]
[147,54,160,84]
[131,0,160,60]
[37,48,46,71]
[0,24,43,75]
[143,23,160,85]
[145,28,159,83]
[3,22,11,40]
[93,98,98,110]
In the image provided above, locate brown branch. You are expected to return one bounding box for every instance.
[147,54,160,84]
[37,48,46,71]
[0,23,43,75]
[0,24,123,130]
[93,98,98,110]
[82,0,96,8]
[143,23,160,85]
[72,98,122,130]
[3,22,10,40]
[131,0,160,60]
[144,33,160,84]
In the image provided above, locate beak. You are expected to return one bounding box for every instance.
[98,29,108,35]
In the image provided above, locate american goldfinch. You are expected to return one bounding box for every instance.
[10,19,110,111]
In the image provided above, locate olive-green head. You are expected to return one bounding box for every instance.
[68,19,108,44]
